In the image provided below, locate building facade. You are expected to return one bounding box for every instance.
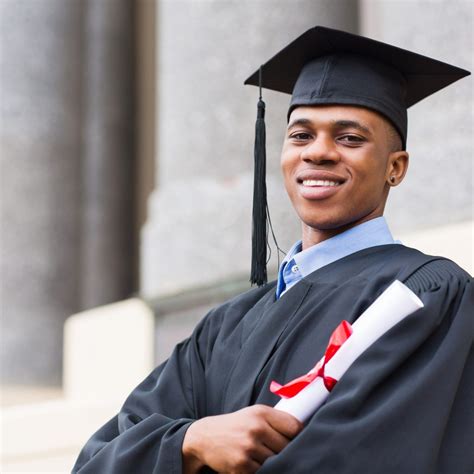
[1,0,472,387]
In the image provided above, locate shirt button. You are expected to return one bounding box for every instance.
[291,265,299,273]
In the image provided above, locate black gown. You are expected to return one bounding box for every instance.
[72,245,473,474]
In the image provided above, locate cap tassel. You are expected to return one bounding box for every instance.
[250,67,268,286]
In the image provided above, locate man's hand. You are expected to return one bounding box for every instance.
[182,404,303,474]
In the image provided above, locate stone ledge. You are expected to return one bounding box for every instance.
[1,385,63,408]
[1,297,156,473]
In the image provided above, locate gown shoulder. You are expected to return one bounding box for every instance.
[402,253,471,294]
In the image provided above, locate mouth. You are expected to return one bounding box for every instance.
[300,179,342,188]
[296,172,346,200]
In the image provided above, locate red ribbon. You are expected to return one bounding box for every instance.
[270,320,353,398]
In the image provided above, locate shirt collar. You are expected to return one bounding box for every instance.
[276,216,397,297]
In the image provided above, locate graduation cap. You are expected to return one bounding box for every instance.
[245,26,470,286]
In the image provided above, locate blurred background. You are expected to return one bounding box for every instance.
[0,0,472,471]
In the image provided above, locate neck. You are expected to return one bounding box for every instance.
[301,213,384,250]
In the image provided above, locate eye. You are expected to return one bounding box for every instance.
[289,132,313,141]
[338,134,365,146]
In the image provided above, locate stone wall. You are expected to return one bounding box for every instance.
[142,1,472,300]
[1,0,471,386]
[141,0,359,298]
[360,0,473,236]
[1,0,136,385]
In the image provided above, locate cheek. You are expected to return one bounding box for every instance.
[354,153,387,186]
[280,149,296,181]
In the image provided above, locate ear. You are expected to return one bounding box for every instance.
[386,151,409,186]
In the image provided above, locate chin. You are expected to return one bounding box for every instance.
[296,199,384,232]
[298,208,351,230]
[305,220,352,232]
[299,207,380,233]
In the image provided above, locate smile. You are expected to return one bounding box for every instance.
[302,179,341,187]
[296,173,346,201]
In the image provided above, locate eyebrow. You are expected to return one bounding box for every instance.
[332,120,372,135]
[287,117,373,135]
[287,118,312,130]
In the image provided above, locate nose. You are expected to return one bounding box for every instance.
[301,134,341,165]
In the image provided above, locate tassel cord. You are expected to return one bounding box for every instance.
[250,98,268,286]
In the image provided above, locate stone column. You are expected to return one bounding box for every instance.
[1,0,83,385]
[0,0,136,386]
[80,0,136,309]
[360,0,473,235]
[141,0,359,298]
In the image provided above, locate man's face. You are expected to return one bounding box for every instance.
[281,105,396,241]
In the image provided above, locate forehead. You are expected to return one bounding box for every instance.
[288,105,390,133]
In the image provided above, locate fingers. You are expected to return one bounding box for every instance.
[259,426,292,454]
[181,405,303,474]
[245,459,264,474]
[253,404,304,439]
[227,458,261,474]
[248,443,275,465]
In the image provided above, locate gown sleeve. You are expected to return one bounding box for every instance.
[72,312,214,474]
[259,259,473,474]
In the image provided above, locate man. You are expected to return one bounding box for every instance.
[73,27,472,473]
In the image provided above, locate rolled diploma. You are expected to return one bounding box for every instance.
[274,280,424,422]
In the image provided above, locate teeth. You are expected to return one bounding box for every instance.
[302,179,340,187]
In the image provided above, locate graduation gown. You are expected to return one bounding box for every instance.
[72,245,473,474]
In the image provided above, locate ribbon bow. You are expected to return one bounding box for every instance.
[270,320,353,398]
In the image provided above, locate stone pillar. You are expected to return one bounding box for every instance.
[1,0,83,385]
[80,0,136,309]
[360,0,473,235]
[141,0,359,298]
[0,0,136,386]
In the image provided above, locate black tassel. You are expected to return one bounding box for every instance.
[250,67,268,286]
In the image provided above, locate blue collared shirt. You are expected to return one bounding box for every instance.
[276,217,399,298]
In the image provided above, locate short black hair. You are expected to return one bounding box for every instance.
[384,119,403,153]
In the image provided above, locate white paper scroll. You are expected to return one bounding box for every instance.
[274,280,424,423]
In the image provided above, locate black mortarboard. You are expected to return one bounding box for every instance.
[245,26,470,286]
